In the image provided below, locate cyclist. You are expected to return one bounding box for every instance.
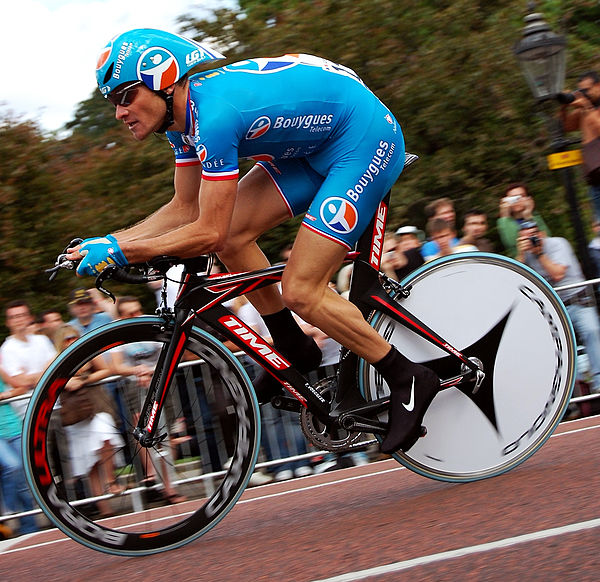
[68,29,439,453]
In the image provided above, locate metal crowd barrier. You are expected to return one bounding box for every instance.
[0,357,360,529]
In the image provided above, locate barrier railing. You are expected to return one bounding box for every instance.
[0,357,364,530]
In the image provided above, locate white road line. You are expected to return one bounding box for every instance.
[551,422,600,438]
[310,517,600,582]
[238,466,405,505]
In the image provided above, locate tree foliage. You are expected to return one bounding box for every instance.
[0,0,598,326]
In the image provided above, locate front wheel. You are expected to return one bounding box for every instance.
[23,316,260,556]
[360,253,576,482]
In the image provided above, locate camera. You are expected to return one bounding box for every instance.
[529,235,540,247]
[504,195,521,205]
[556,90,584,104]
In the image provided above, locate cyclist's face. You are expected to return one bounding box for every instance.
[114,84,168,140]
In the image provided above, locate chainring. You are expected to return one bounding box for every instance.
[300,376,366,452]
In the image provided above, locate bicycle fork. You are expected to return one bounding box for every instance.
[133,310,193,448]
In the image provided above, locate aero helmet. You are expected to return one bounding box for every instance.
[96,28,225,131]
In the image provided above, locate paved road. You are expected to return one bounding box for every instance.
[1,416,599,581]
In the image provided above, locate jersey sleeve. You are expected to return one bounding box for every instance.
[166,131,201,167]
[195,101,242,182]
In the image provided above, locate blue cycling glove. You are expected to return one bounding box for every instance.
[76,234,128,277]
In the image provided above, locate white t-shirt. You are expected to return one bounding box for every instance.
[0,333,57,416]
[0,334,56,376]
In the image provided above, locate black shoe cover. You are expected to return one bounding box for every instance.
[380,364,439,454]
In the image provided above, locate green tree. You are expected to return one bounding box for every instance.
[186,0,599,243]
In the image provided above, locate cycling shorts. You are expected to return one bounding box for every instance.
[257,103,405,249]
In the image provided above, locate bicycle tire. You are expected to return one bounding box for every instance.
[359,252,576,482]
[23,316,260,556]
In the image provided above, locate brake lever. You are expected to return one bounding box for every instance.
[46,238,85,281]
[95,265,118,303]
[46,256,74,281]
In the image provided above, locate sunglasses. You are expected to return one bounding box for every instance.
[107,81,143,107]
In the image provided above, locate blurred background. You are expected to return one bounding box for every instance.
[0,0,598,326]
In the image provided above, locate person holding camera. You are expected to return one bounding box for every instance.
[517,221,600,393]
[497,183,551,258]
[559,71,600,217]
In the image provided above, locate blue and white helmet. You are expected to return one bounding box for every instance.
[96,28,225,97]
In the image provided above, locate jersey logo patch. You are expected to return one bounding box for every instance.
[137,47,180,90]
[198,145,208,163]
[320,198,359,234]
[246,116,271,139]
[224,56,299,74]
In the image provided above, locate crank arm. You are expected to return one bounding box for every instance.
[338,413,388,434]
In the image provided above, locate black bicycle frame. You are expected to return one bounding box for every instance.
[134,192,480,444]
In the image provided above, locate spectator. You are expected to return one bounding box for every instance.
[55,324,124,517]
[86,287,119,320]
[421,198,459,259]
[0,300,57,418]
[67,288,112,335]
[0,372,39,536]
[148,263,185,309]
[497,183,551,258]
[588,218,600,277]
[517,221,600,393]
[426,218,477,261]
[396,225,425,252]
[336,262,354,299]
[459,209,494,252]
[559,71,600,217]
[381,226,426,282]
[39,308,65,344]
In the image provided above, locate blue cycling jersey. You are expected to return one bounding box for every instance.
[167,54,405,248]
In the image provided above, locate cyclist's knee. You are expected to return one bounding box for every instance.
[281,278,322,320]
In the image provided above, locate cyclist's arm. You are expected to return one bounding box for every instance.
[114,165,202,243]
[119,177,238,263]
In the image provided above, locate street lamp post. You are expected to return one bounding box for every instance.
[513,5,594,278]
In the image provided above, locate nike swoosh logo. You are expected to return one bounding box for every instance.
[402,376,415,412]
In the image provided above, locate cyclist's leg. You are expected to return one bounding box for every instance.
[282,229,390,362]
[217,162,324,399]
[217,163,292,314]
[283,229,438,452]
